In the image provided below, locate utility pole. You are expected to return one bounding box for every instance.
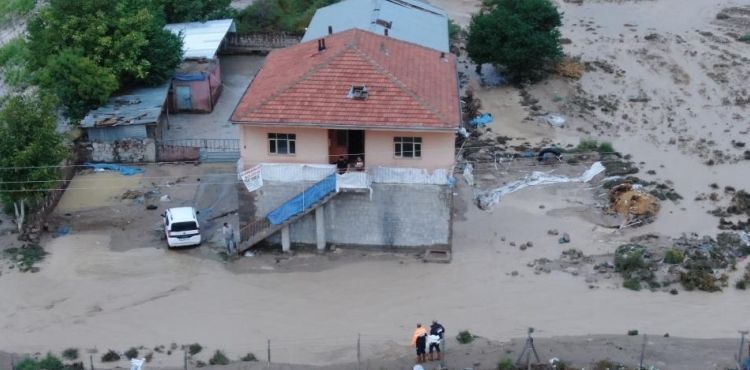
[737,330,748,369]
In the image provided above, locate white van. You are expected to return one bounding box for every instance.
[163,207,201,248]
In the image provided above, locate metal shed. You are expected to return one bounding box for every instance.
[302,0,450,53]
[81,83,171,143]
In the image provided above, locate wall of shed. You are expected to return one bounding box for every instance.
[86,125,148,143]
[171,62,223,113]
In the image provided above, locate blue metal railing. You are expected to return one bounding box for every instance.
[266,174,337,225]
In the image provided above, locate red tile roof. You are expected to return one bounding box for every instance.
[230,29,460,130]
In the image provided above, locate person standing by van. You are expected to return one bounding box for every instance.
[222,223,236,255]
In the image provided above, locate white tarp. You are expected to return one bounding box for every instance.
[130,358,145,370]
[240,165,263,192]
[368,166,450,185]
[476,161,605,210]
[260,163,336,182]
[336,172,373,198]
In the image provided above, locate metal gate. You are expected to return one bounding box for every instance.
[156,139,240,162]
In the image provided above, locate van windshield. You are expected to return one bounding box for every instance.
[171,221,198,232]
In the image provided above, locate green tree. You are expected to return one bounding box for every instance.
[466,0,562,82]
[27,0,183,118]
[157,0,235,23]
[37,49,119,119]
[0,94,67,232]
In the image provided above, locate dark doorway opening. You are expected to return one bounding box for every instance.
[328,129,365,170]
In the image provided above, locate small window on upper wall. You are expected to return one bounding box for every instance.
[268,133,296,155]
[393,136,422,158]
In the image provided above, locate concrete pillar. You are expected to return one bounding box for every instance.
[315,206,326,252]
[281,225,291,253]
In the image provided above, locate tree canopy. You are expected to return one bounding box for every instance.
[26,0,183,119]
[156,0,235,23]
[235,0,339,34]
[466,0,563,82]
[0,94,67,212]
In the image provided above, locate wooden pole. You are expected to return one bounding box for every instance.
[267,339,271,369]
[639,334,647,369]
[357,333,361,370]
[183,350,187,370]
[89,355,94,370]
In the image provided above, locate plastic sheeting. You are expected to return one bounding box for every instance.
[469,113,493,127]
[369,166,450,185]
[85,162,144,176]
[476,162,605,210]
[267,174,336,225]
[260,163,335,182]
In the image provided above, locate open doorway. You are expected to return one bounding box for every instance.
[328,129,365,171]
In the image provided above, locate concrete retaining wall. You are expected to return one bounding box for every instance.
[239,181,452,248]
[84,138,156,163]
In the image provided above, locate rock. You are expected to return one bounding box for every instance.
[146,204,158,210]
[539,204,546,209]
[644,33,659,41]
[664,333,670,337]
[547,229,559,236]
[628,330,639,336]
[559,233,571,244]
[526,241,533,248]
[511,270,519,276]
[520,244,528,251]
[509,242,516,247]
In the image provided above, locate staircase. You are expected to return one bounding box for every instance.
[240,174,338,250]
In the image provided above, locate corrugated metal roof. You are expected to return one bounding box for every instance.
[302,0,449,52]
[164,19,236,60]
[81,82,170,128]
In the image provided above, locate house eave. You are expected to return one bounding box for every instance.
[229,120,459,133]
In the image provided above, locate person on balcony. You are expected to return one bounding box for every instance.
[354,156,364,171]
[336,156,348,174]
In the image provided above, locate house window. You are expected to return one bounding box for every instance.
[268,133,296,155]
[394,137,422,158]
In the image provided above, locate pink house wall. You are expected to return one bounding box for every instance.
[240,126,455,171]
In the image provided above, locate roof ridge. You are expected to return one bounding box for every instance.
[351,34,451,125]
[239,35,357,117]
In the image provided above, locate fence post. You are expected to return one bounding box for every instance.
[183,349,188,370]
[267,339,271,369]
[357,333,361,370]
[89,355,94,370]
[639,334,647,369]
[10,354,14,370]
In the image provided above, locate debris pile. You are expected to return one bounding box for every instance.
[608,183,660,224]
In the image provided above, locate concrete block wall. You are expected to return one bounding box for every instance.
[240,181,452,248]
[86,138,156,163]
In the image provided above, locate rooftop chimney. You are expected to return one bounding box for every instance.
[318,38,326,52]
[328,25,333,35]
[384,28,389,37]
[440,52,445,59]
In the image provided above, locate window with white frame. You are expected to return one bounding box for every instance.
[268,133,296,155]
[394,136,422,158]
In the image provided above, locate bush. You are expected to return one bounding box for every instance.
[17,354,66,370]
[737,280,747,290]
[124,347,139,360]
[623,278,641,291]
[456,330,475,344]
[4,244,48,272]
[739,33,750,43]
[664,249,684,264]
[62,348,79,361]
[235,0,340,34]
[466,0,562,82]
[240,353,258,362]
[498,358,516,370]
[188,343,203,356]
[0,0,35,24]
[449,19,462,41]
[209,350,230,366]
[680,260,721,292]
[101,350,120,362]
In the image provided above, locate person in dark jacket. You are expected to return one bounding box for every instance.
[428,320,445,361]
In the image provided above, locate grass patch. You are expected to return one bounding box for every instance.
[568,139,616,155]
[497,358,515,370]
[124,347,138,360]
[101,350,120,362]
[622,278,642,291]
[240,353,258,362]
[0,0,35,24]
[16,353,64,370]
[4,244,47,272]
[208,350,230,365]
[62,348,79,361]
[456,330,475,344]
[187,343,203,356]
[664,249,684,264]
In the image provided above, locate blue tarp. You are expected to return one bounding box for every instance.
[174,72,206,81]
[469,113,493,127]
[267,174,336,225]
[85,163,144,176]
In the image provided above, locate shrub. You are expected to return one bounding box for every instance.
[456,330,474,344]
[737,280,747,290]
[145,352,154,363]
[497,358,516,370]
[124,347,139,360]
[664,249,685,264]
[739,33,750,43]
[449,19,462,41]
[188,343,203,356]
[4,244,48,272]
[101,350,120,362]
[680,260,721,292]
[62,348,79,360]
[209,350,230,365]
[17,354,65,370]
[623,278,642,291]
[240,353,258,362]
[195,360,207,367]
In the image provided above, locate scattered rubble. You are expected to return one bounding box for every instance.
[608,183,660,225]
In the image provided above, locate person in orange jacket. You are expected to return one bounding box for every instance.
[411,323,428,363]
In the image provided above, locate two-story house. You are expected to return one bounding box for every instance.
[231,28,459,251]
